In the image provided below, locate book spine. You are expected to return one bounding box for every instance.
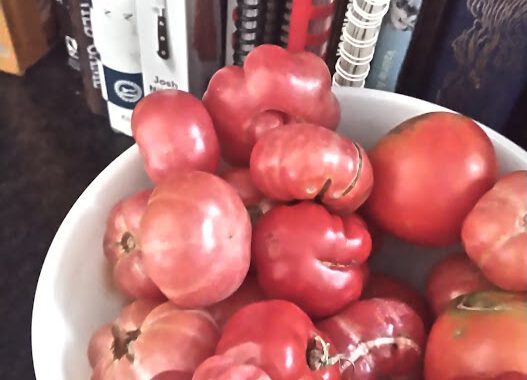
[365,0,423,92]
[54,0,80,71]
[69,0,107,116]
[92,0,143,135]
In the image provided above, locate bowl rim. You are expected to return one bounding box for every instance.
[30,87,527,378]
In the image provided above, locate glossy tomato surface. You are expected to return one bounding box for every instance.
[250,123,373,214]
[252,202,371,318]
[89,301,219,379]
[317,298,426,380]
[426,252,495,316]
[362,272,430,326]
[139,171,251,308]
[132,90,220,183]
[103,189,164,300]
[192,355,271,380]
[203,44,340,166]
[425,291,527,380]
[365,112,497,246]
[216,300,341,380]
[462,171,527,291]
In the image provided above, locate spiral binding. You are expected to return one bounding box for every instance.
[233,0,267,65]
[333,0,390,87]
[279,0,294,47]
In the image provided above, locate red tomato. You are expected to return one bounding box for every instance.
[103,189,164,300]
[317,298,426,380]
[365,112,497,246]
[206,275,265,330]
[139,171,251,308]
[455,373,527,380]
[362,272,430,326]
[203,44,340,166]
[250,123,373,214]
[132,90,220,183]
[90,301,219,379]
[216,300,341,380]
[252,202,371,318]
[192,355,271,380]
[462,171,527,291]
[220,168,275,224]
[426,252,495,316]
[425,291,527,380]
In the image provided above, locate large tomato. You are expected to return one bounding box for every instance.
[317,298,426,380]
[426,252,495,316]
[365,112,497,246]
[131,90,220,183]
[455,374,527,380]
[203,44,340,166]
[362,272,430,326]
[139,171,251,308]
[462,171,527,291]
[89,301,219,379]
[193,355,271,380]
[252,201,371,318]
[250,123,373,214]
[216,300,341,380]
[425,291,527,380]
[206,275,265,330]
[103,189,164,300]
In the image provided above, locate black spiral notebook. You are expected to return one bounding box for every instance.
[397,0,527,133]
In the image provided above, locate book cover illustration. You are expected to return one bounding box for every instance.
[365,0,422,92]
[423,0,527,132]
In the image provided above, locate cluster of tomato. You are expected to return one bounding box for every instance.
[87,45,527,380]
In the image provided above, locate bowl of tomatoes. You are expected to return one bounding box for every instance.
[32,45,527,380]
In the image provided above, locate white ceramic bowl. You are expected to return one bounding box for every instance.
[32,88,527,380]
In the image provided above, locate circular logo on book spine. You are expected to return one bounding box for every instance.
[114,80,143,103]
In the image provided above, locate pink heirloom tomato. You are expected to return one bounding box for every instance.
[317,298,426,380]
[252,201,371,318]
[250,123,373,214]
[88,300,219,379]
[216,300,342,380]
[103,189,164,300]
[203,44,340,166]
[139,171,251,308]
[132,90,220,183]
[462,170,527,291]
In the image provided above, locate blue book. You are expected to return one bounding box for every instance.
[365,0,423,92]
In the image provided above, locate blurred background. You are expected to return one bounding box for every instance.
[0,0,526,378]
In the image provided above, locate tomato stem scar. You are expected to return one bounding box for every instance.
[120,232,136,254]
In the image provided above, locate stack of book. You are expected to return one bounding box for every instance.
[57,0,527,135]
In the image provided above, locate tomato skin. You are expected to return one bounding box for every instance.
[216,300,341,380]
[455,373,527,380]
[252,202,371,318]
[363,272,431,326]
[192,355,272,380]
[426,253,495,317]
[203,44,340,166]
[206,275,265,330]
[250,123,373,214]
[103,189,164,300]
[424,291,527,380]
[317,298,426,380]
[90,301,220,380]
[139,171,251,308]
[364,112,497,247]
[132,90,220,183]
[462,171,527,291]
[221,168,275,224]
